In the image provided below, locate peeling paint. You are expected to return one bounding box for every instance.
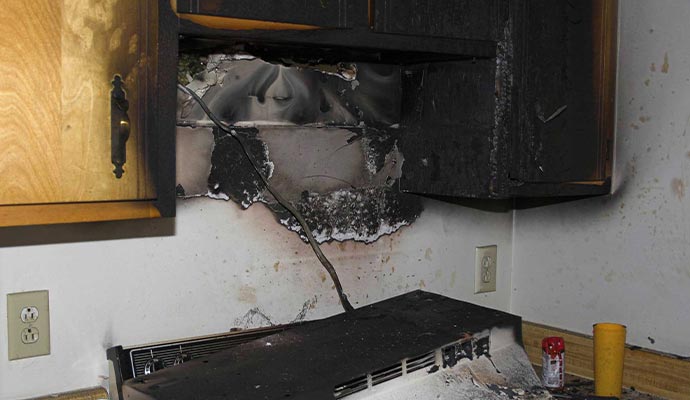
[207,128,272,209]
[176,127,215,197]
[276,188,422,244]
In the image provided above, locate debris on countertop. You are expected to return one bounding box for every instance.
[533,367,666,400]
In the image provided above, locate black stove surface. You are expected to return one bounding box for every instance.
[122,290,520,400]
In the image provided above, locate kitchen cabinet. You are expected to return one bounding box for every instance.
[0,0,177,227]
[398,0,618,199]
[372,0,504,41]
[176,0,617,201]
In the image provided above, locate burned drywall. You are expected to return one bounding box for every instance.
[275,187,422,243]
[176,53,422,243]
[178,54,401,127]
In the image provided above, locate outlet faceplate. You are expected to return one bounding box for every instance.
[474,245,497,294]
[7,290,51,360]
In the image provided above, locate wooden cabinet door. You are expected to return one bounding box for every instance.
[0,0,156,205]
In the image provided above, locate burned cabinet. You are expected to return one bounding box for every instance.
[399,60,501,199]
[175,0,367,29]
[372,0,504,41]
[0,0,177,227]
[399,0,618,199]
[508,0,617,197]
[175,0,616,201]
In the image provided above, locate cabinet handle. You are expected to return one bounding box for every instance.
[111,75,130,179]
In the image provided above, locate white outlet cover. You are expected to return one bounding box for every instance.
[7,290,51,360]
[475,245,497,294]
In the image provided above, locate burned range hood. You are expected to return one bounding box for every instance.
[121,291,548,400]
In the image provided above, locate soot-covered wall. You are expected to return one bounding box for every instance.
[176,54,423,243]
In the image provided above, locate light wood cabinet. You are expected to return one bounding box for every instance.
[0,0,178,227]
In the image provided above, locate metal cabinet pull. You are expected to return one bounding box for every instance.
[111,75,130,179]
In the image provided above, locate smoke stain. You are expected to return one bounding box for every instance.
[671,178,685,200]
[238,285,258,304]
[661,52,670,73]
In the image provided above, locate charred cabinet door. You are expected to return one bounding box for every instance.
[0,0,157,205]
[175,0,364,29]
[398,60,501,199]
[397,0,510,199]
[372,0,503,41]
[509,0,616,196]
[399,0,616,200]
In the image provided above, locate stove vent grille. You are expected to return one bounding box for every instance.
[333,350,436,399]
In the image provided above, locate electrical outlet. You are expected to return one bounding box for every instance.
[21,327,40,344]
[7,290,51,360]
[474,245,497,294]
[20,306,39,323]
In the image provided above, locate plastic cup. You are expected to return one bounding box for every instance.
[593,323,626,398]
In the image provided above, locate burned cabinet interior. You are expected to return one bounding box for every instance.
[0,0,177,227]
[176,0,618,202]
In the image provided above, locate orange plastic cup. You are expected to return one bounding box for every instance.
[593,323,626,398]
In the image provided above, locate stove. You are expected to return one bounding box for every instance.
[113,291,549,400]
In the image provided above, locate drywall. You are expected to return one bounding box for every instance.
[512,0,690,356]
[0,198,512,399]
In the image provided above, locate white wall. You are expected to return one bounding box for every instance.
[7,2,690,398]
[512,0,690,355]
[0,198,512,399]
